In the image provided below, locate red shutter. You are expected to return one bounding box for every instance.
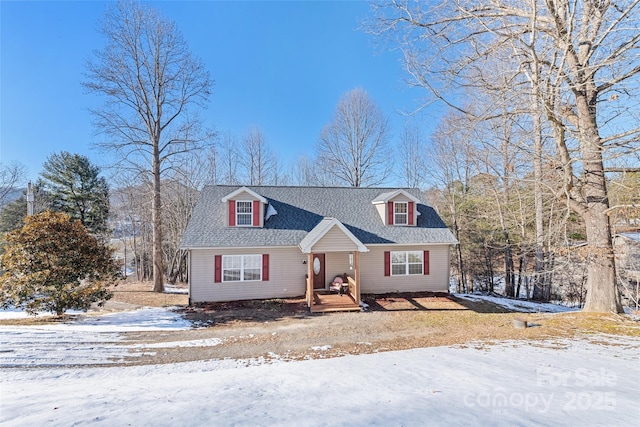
[423,251,430,275]
[228,200,236,227]
[388,201,394,225]
[262,254,269,281]
[214,255,222,283]
[253,200,260,227]
[408,202,414,225]
[384,251,390,276]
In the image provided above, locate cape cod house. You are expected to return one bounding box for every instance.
[180,185,458,312]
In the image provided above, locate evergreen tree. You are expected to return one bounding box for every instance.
[39,152,110,235]
[0,211,118,316]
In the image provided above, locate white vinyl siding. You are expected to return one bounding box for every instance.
[190,248,306,303]
[394,202,408,225]
[374,203,386,224]
[222,254,261,282]
[324,252,353,286]
[311,226,359,252]
[236,201,252,226]
[359,245,451,293]
[391,251,423,275]
[188,245,451,302]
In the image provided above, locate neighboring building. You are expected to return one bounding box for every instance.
[180,185,458,312]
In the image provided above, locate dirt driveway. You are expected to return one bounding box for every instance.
[4,282,637,367]
[115,292,638,366]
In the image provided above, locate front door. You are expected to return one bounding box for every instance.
[312,253,325,289]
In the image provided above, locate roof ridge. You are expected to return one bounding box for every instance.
[205,184,421,191]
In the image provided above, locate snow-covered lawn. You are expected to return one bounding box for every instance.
[1,306,639,426]
[454,293,578,313]
[0,307,191,367]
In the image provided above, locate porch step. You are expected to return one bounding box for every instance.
[310,293,360,313]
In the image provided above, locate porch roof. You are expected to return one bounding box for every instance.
[298,217,369,254]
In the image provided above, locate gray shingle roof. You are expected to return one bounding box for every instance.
[180,185,458,249]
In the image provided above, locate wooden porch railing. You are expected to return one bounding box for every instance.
[346,275,356,299]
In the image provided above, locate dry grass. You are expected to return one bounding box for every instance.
[0,315,75,326]
[0,281,188,326]
[3,289,639,368]
[540,312,640,337]
[3,284,639,345]
[109,281,188,307]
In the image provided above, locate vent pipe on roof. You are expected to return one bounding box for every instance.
[265,203,278,221]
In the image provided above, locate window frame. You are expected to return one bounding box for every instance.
[390,250,423,276]
[235,200,253,227]
[222,254,262,282]
[394,202,408,225]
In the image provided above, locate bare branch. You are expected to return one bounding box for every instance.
[83,0,212,292]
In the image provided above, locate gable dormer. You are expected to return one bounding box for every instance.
[371,189,420,226]
[221,186,267,227]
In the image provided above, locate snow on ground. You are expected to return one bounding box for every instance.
[1,335,638,426]
[454,293,578,313]
[164,284,188,294]
[1,305,639,425]
[0,307,191,367]
[0,306,191,331]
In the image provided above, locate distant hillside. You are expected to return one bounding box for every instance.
[0,187,25,208]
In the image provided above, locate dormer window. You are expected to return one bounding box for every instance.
[394,202,408,225]
[372,189,419,226]
[222,187,267,228]
[236,201,253,226]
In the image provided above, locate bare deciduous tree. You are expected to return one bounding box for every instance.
[242,126,274,185]
[371,0,640,312]
[0,162,26,208]
[219,132,241,185]
[290,155,316,186]
[316,88,392,187]
[428,112,478,294]
[84,0,213,292]
[398,123,427,188]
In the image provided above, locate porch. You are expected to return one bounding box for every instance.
[299,217,368,313]
[307,274,361,313]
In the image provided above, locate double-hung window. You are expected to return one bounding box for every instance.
[236,201,253,226]
[394,202,408,225]
[222,255,262,282]
[391,251,423,275]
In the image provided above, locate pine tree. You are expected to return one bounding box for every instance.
[39,152,110,235]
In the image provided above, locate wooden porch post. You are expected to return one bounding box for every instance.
[355,251,361,304]
[307,252,314,308]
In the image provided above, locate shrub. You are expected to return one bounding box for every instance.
[0,211,119,315]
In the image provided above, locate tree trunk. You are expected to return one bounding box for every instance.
[132,220,140,281]
[122,235,127,279]
[503,230,515,297]
[167,249,187,285]
[453,216,467,293]
[516,252,525,299]
[532,107,545,300]
[577,95,622,313]
[152,149,164,293]
[582,187,621,312]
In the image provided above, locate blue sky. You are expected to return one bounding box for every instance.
[1,1,437,184]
